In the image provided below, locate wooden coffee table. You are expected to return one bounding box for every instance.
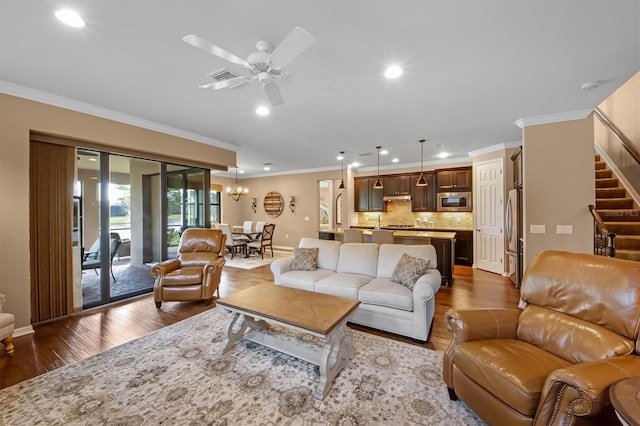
[216,284,360,399]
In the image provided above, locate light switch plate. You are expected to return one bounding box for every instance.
[556,225,573,234]
[530,225,546,234]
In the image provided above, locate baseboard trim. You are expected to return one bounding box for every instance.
[14,325,34,337]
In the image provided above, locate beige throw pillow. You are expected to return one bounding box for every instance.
[290,247,319,271]
[392,253,430,289]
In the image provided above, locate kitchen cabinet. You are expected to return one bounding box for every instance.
[410,173,437,212]
[454,231,473,266]
[383,175,412,196]
[354,177,386,212]
[436,168,472,192]
[430,238,454,286]
[318,231,335,240]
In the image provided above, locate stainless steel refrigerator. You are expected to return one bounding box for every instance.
[506,188,523,287]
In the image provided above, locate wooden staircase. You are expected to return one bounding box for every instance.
[595,155,640,261]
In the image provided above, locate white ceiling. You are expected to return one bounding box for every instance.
[2,1,639,177]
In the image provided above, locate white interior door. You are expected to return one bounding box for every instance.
[475,159,504,274]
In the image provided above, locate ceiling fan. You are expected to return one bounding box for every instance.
[182,27,315,107]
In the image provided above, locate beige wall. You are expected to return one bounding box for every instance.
[598,70,640,150]
[0,94,235,329]
[217,170,343,249]
[522,117,595,267]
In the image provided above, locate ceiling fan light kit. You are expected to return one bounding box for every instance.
[183,27,315,108]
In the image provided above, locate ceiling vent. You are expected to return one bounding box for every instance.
[206,67,245,88]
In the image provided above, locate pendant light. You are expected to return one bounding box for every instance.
[416,139,428,187]
[373,146,383,189]
[226,167,249,201]
[338,151,346,190]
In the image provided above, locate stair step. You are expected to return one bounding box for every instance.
[596,198,635,209]
[596,177,620,188]
[595,161,607,170]
[598,210,640,222]
[595,169,612,179]
[595,154,601,162]
[615,235,640,250]
[602,222,640,234]
[596,187,627,198]
[615,249,640,262]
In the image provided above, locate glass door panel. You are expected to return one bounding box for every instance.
[109,154,161,300]
[166,165,207,259]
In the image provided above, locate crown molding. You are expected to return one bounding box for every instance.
[514,109,593,129]
[469,141,522,157]
[0,80,239,151]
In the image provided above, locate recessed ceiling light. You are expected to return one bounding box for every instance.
[384,65,403,79]
[351,162,360,168]
[392,158,399,163]
[380,149,389,155]
[238,170,245,174]
[55,9,85,28]
[255,105,270,116]
[438,152,450,159]
[263,166,270,171]
[337,153,344,160]
[88,158,96,162]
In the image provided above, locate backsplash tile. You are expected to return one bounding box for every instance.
[356,201,473,230]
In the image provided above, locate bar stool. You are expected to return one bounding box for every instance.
[372,229,395,244]
[343,229,364,243]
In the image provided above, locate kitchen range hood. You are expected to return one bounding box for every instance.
[383,194,412,202]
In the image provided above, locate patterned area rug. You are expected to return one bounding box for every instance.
[223,249,291,270]
[0,308,483,425]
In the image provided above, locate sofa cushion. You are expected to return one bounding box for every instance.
[336,243,379,277]
[392,253,431,289]
[290,247,318,271]
[315,273,373,300]
[377,244,437,278]
[453,339,572,416]
[277,269,336,292]
[359,278,413,311]
[299,238,341,271]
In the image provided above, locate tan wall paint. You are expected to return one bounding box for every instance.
[522,117,595,267]
[598,70,640,151]
[217,170,343,249]
[0,94,235,328]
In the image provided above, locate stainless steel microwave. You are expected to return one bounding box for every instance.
[437,192,472,212]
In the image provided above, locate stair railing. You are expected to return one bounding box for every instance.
[589,204,616,257]
[594,108,640,166]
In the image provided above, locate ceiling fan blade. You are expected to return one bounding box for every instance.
[263,81,284,107]
[198,76,251,90]
[182,34,250,68]
[268,27,315,69]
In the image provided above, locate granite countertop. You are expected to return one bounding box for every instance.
[321,228,457,240]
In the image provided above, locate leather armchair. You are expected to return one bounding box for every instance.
[443,250,640,426]
[151,228,226,308]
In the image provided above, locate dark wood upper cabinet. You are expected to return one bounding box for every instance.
[354,177,386,212]
[411,173,436,211]
[436,168,472,192]
[383,175,412,196]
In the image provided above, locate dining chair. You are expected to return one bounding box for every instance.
[343,229,364,243]
[217,224,248,259]
[248,223,275,259]
[372,229,395,244]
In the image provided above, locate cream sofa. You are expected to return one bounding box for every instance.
[270,238,441,341]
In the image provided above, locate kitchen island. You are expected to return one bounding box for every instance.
[317,228,455,286]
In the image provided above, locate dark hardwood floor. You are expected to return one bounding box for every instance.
[0,264,520,390]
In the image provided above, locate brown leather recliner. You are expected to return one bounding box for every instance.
[151,228,226,308]
[444,250,640,426]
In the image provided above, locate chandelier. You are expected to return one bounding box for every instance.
[227,167,248,201]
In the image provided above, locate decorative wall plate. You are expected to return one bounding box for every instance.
[264,191,284,217]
